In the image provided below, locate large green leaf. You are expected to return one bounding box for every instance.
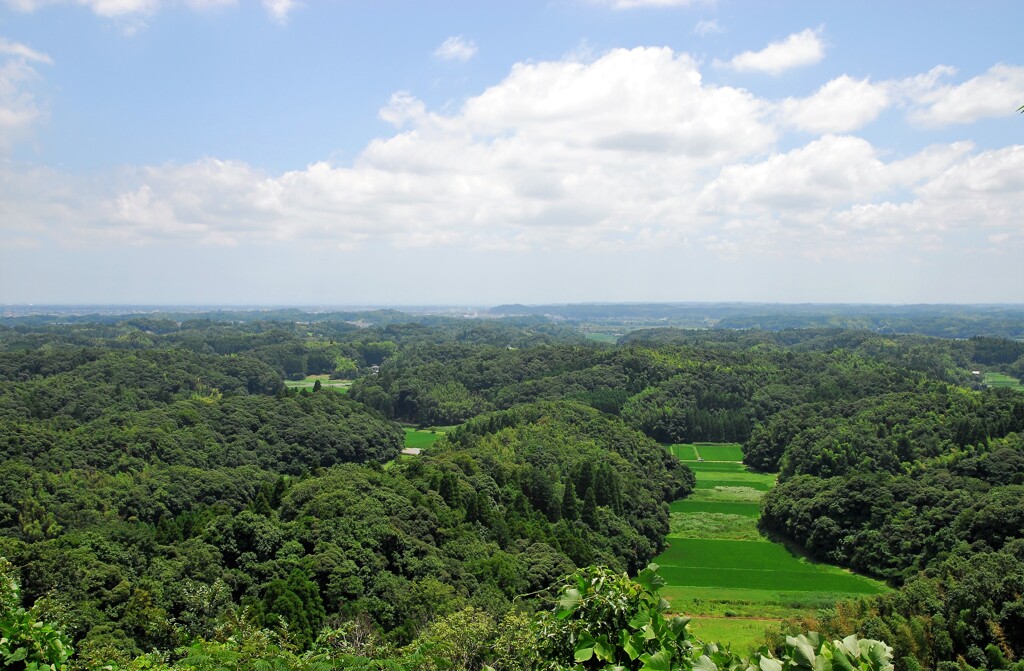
[830,647,856,671]
[694,654,719,671]
[556,588,582,619]
[667,615,691,639]
[787,635,817,670]
[635,564,667,592]
[630,610,653,630]
[640,649,673,671]
[594,638,616,662]
[622,630,644,660]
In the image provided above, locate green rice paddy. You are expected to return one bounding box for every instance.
[658,443,886,652]
[403,428,442,450]
[695,479,773,491]
[984,372,1023,391]
[668,443,746,462]
[669,500,762,517]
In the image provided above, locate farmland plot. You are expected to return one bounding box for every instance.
[655,443,886,651]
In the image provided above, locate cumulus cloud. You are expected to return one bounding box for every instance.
[903,63,1024,126]
[778,75,890,133]
[434,36,478,62]
[2,46,1022,266]
[0,37,51,148]
[720,28,824,75]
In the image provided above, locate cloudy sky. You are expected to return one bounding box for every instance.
[1,0,1022,305]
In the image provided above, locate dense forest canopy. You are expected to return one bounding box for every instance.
[0,306,1022,670]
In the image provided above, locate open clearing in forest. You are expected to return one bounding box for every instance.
[984,372,1023,391]
[584,332,621,344]
[657,443,886,652]
[283,374,352,393]
[403,428,443,450]
[667,442,745,462]
[669,499,761,518]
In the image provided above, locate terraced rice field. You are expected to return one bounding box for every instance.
[655,443,886,652]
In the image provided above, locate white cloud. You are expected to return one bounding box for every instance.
[2,46,1022,269]
[693,19,723,36]
[903,63,1024,126]
[0,37,53,64]
[6,0,157,17]
[778,75,890,133]
[4,0,288,23]
[700,135,888,214]
[262,0,297,24]
[0,37,52,149]
[379,91,427,128]
[833,146,1024,248]
[434,36,478,62]
[720,28,824,75]
[697,137,1024,258]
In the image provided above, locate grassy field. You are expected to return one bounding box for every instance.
[689,619,778,648]
[669,500,762,517]
[583,332,621,344]
[668,513,762,541]
[668,443,746,462]
[656,539,885,593]
[687,461,759,474]
[658,443,886,652]
[283,374,352,393]
[668,444,700,461]
[984,372,1023,390]
[695,478,773,491]
[403,428,442,450]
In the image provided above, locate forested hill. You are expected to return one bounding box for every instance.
[0,316,692,666]
[1,312,1023,670]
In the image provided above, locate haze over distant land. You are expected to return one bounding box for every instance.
[0,2,1022,304]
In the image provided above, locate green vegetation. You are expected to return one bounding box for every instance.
[2,309,1024,669]
[284,374,353,392]
[695,479,773,491]
[583,332,620,344]
[669,500,762,518]
[984,371,1023,390]
[402,427,441,449]
[657,541,886,593]
[657,444,886,654]
[667,443,700,461]
[695,443,746,461]
[668,512,762,541]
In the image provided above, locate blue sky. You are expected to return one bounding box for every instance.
[1,0,1022,305]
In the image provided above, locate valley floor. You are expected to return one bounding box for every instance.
[655,443,887,652]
